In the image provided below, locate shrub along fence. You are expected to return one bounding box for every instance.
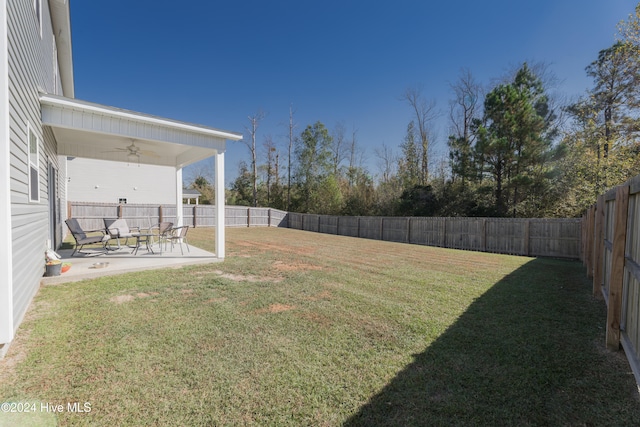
[288,213,581,259]
[581,174,640,384]
[67,203,288,231]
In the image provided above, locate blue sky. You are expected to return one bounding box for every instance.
[70,0,637,185]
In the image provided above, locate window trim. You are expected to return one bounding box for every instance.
[27,124,40,203]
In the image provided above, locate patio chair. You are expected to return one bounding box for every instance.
[104,218,141,250]
[65,218,110,256]
[166,225,190,255]
[148,221,173,252]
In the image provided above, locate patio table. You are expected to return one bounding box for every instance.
[132,233,155,255]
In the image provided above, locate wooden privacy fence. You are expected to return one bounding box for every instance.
[582,174,640,384]
[288,213,581,259]
[68,202,579,258]
[67,202,288,230]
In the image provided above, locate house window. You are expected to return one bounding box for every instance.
[28,126,40,202]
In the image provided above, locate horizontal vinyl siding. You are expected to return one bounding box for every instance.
[8,0,59,332]
[12,203,48,313]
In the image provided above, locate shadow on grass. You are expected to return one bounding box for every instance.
[344,258,640,426]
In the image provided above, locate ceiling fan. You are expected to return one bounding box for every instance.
[103,139,159,164]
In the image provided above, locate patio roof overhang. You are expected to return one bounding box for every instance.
[40,93,242,168]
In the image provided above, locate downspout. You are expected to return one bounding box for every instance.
[0,0,15,349]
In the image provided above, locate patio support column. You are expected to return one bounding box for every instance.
[0,2,13,347]
[175,167,183,227]
[215,151,225,259]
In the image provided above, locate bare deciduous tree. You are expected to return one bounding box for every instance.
[263,135,277,206]
[331,121,348,176]
[448,69,482,186]
[245,110,266,207]
[401,87,438,184]
[375,143,397,184]
[347,126,362,187]
[287,104,296,211]
[449,68,482,142]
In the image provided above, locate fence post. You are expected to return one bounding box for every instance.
[580,215,586,264]
[442,218,447,247]
[268,209,272,227]
[247,207,251,227]
[481,218,487,252]
[158,205,163,224]
[585,205,595,277]
[593,195,605,298]
[380,218,384,241]
[524,219,531,257]
[585,212,591,265]
[193,205,197,228]
[406,217,411,243]
[606,185,630,350]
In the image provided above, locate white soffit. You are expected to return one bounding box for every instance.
[40,94,242,168]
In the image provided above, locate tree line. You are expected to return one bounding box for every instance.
[191,5,640,218]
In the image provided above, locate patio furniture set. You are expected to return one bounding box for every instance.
[65,218,190,257]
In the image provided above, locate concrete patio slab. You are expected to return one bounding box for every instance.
[41,242,221,285]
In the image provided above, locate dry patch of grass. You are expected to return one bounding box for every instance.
[212,269,283,283]
[255,303,296,314]
[109,294,136,304]
[272,260,323,271]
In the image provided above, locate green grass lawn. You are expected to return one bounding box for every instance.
[1,227,639,426]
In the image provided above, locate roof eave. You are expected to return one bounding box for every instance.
[40,93,243,141]
[49,0,74,98]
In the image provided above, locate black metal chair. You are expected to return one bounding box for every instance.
[65,218,110,256]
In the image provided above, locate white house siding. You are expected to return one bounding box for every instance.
[67,158,178,205]
[6,0,62,341]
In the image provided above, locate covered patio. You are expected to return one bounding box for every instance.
[42,241,220,285]
[41,93,242,259]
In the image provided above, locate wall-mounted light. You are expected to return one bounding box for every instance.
[133,187,138,191]
[94,185,99,189]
